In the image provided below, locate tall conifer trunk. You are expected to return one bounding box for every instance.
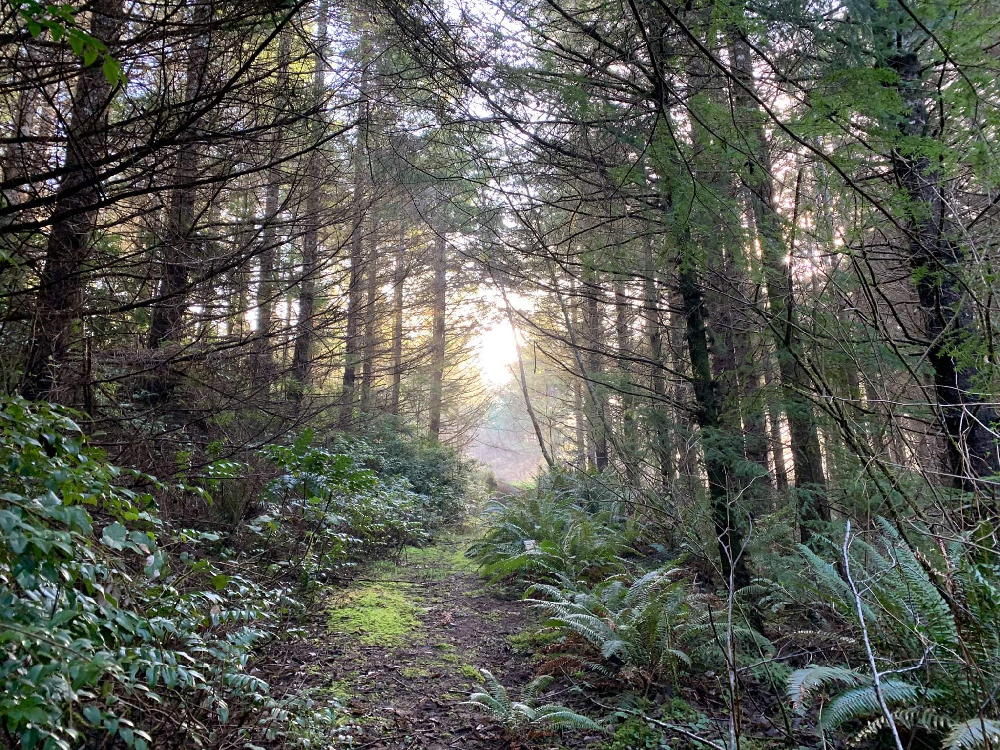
[291,0,329,403]
[427,230,447,437]
[889,50,999,497]
[340,32,371,427]
[729,33,828,542]
[389,215,406,415]
[24,0,123,400]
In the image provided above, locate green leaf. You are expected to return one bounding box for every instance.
[101,522,128,550]
[102,57,120,85]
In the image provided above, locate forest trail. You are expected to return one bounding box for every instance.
[272,527,542,749]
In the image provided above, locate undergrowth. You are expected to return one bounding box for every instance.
[0,398,482,750]
[471,467,1000,750]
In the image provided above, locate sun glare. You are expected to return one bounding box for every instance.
[477,322,519,386]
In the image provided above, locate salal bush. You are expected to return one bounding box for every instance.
[786,518,1000,749]
[0,399,334,750]
[256,429,433,579]
[332,416,478,523]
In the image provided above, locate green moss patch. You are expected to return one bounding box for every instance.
[319,676,355,703]
[401,666,433,679]
[402,542,478,579]
[508,627,561,654]
[459,664,484,683]
[327,584,420,645]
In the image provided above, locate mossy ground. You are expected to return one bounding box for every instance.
[270,525,721,750]
[280,528,547,748]
[400,532,480,579]
[327,583,421,645]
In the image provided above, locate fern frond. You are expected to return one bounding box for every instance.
[464,693,506,717]
[787,665,868,711]
[945,719,1000,750]
[820,679,924,729]
[532,705,604,731]
[521,675,553,703]
[478,669,511,712]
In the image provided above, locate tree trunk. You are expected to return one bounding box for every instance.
[584,265,608,471]
[360,225,380,412]
[889,50,999,497]
[291,0,329,403]
[427,230,447,437]
[1,50,39,234]
[389,214,406,415]
[644,237,674,490]
[678,254,751,590]
[252,27,292,389]
[569,275,588,470]
[23,0,122,400]
[763,352,790,493]
[615,273,639,486]
[729,33,828,542]
[574,376,587,470]
[340,33,371,428]
[148,0,214,356]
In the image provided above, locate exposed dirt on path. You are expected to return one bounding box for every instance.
[272,527,578,749]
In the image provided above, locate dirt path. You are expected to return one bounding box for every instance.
[277,527,546,749]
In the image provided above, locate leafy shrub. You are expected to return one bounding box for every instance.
[333,416,480,524]
[464,669,603,734]
[603,717,667,750]
[256,429,430,579]
[0,399,341,750]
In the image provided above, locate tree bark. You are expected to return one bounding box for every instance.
[360,224,380,411]
[389,214,406,415]
[583,264,609,471]
[291,0,329,403]
[427,230,447,437]
[340,32,371,427]
[729,33,828,542]
[23,0,123,400]
[889,50,1000,497]
[762,352,790,493]
[148,0,215,355]
[615,273,639,486]
[644,236,674,490]
[678,255,751,590]
[250,27,291,388]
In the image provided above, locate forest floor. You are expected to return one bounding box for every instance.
[267,524,604,750]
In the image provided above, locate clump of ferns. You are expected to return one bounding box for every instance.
[677,590,781,686]
[786,518,1000,749]
[463,670,603,737]
[525,568,692,693]
[468,493,629,584]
